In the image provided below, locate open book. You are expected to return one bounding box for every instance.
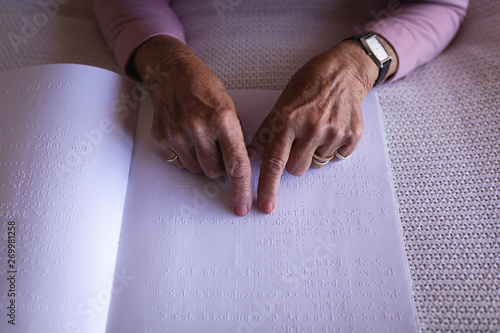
[0,64,417,332]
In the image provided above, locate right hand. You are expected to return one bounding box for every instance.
[132,36,252,216]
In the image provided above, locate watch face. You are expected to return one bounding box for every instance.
[366,36,390,62]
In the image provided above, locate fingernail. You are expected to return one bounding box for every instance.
[260,201,274,214]
[235,205,249,216]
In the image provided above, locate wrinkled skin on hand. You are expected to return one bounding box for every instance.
[247,40,381,214]
[134,36,252,216]
[133,36,397,215]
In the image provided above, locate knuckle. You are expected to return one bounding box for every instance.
[325,124,363,144]
[342,126,363,145]
[216,108,238,128]
[226,158,250,180]
[263,156,286,175]
[325,126,343,142]
[185,116,206,140]
[352,124,364,140]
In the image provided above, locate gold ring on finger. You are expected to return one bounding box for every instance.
[312,158,329,166]
[166,154,178,163]
[313,152,335,163]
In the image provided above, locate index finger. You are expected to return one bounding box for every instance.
[257,127,295,214]
[218,123,253,217]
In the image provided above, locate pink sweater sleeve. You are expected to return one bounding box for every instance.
[93,0,468,82]
[366,0,469,81]
[92,0,185,71]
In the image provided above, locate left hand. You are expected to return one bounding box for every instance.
[247,40,380,214]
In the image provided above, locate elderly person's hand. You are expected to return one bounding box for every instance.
[132,35,252,216]
[247,38,398,214]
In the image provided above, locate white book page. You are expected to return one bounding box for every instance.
[0,64,137,332]
[107,91,418,332]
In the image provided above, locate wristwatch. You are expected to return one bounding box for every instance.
[347,33,392,87]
